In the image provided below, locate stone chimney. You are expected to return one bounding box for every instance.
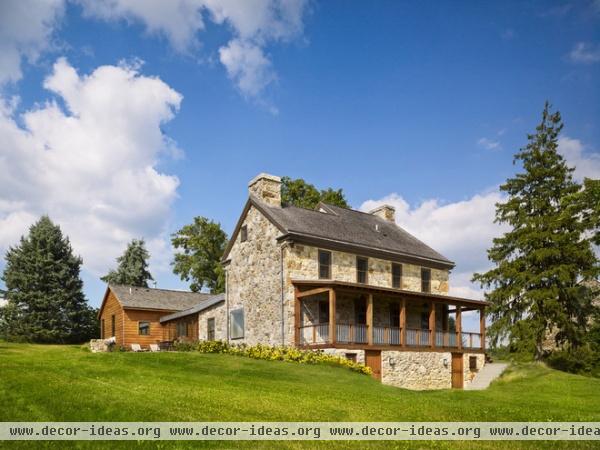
[248,173,282,206]
[369,204,396,222]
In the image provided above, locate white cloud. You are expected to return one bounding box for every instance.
[568,42,600,64]
[77,0,309,98]
[477,137,501,150]
[0,58,182,276]
[558,135,600,181]
[219,39,275,98]
[0,0,65,84]
[361,191,507,301]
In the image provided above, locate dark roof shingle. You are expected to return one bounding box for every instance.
[251,197,453,267]
[110,285,217,311]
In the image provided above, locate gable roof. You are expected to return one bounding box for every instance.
[105,285,217,313]
[159,294,225,323]
[223,195,454,269]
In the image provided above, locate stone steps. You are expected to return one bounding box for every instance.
[465,362,509,390]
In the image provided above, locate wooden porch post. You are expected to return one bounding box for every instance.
[429,301,436,348]
[294,286,301,346]
[456,305,462,350]
[480,308,486,351]
[329,288,336,345]
[400,298,406,347]
[366,293,373,346]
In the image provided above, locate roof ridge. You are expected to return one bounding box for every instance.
[109,284,212,295]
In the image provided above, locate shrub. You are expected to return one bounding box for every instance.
[172,341,372,375]
[546,345,599,377]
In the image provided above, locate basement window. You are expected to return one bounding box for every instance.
[240,225,248,242]
[470,356,478,371]
[139,321,150,336]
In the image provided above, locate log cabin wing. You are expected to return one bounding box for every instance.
[97,285,224,349]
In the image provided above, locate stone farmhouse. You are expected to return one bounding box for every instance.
[98,173,488,390]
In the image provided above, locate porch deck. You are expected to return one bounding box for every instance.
[294,279,487,353]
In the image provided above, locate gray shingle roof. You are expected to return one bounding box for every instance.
[251,196,453,267]
[110,285,217,311]
[160,294,225,323]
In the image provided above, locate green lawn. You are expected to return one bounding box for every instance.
[0,342,599,449]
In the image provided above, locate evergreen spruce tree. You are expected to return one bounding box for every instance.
[1,216,98,343]
[473,103,599,359]
[101,239,154,287]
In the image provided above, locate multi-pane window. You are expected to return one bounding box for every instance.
[318,300,329,324]
[356,257,368,284]
[230,308,244,339]
[207,318,216,340]
[139,321,150,336]
[240,225,248,242]
[111,314,116,337]
[421,268,431,293]
[318,250,331,279]
[392,263,402,288]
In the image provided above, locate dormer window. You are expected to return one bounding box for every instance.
[240,225,248,242]
[421,268,431,293]
[356,257,368,284]
[318,250,331,279]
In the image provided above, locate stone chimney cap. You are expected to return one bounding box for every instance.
[368,204,396,222]
[248,173,281,187]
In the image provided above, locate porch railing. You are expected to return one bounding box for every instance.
[462,332,482,349]
[299,324,482,350]
[373,326,401,345]
[405,328,431,346]
[336,323,367,344]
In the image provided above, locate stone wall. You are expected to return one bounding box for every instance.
[463,353,486,386]
[381,351,452,390]
[323,348,365,364]
[286,244,449,294]
[197,302,227,341]
[225,205,283,346]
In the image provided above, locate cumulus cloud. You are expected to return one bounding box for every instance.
[77,0,309,98]
[0,58,182,276]
[0,0,65,84]
[558,135,600,181]
[568,42,600,64]
[361,191,507,301]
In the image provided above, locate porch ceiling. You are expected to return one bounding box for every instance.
[292,279,489,310]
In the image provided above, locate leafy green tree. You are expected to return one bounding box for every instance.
[101,239,154,287]
[473,103,599,360]
[281,176,349,209]
[1,216,98,343]
[171,217,228,293]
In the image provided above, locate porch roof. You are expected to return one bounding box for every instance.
[292,279,489,310]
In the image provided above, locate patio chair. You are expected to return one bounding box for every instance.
[130,343,144,352]
[149,344,160,352]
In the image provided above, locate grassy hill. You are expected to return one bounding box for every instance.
[1,342,599,449]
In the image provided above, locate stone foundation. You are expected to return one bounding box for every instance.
[322,348,365,364]
[382,351,452,390]
[463,353,485,387]
[89,339,109,353]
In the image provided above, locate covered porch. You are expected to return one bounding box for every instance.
[293,280,487,352]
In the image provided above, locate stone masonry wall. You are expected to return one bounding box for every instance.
[381,351,452,390]
[225,205,283,346]
[197,303,227,341]
[463,353,486,387]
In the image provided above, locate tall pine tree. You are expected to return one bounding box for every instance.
[473,103,599,359]
[1,216,98,343]
[101,239,154,287]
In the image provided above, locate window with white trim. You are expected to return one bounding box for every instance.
[230,308,244,339]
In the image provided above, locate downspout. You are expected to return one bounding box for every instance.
[280,243,285,346]
[225,267,230,343]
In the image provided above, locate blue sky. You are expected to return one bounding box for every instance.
[1,1,599,331]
